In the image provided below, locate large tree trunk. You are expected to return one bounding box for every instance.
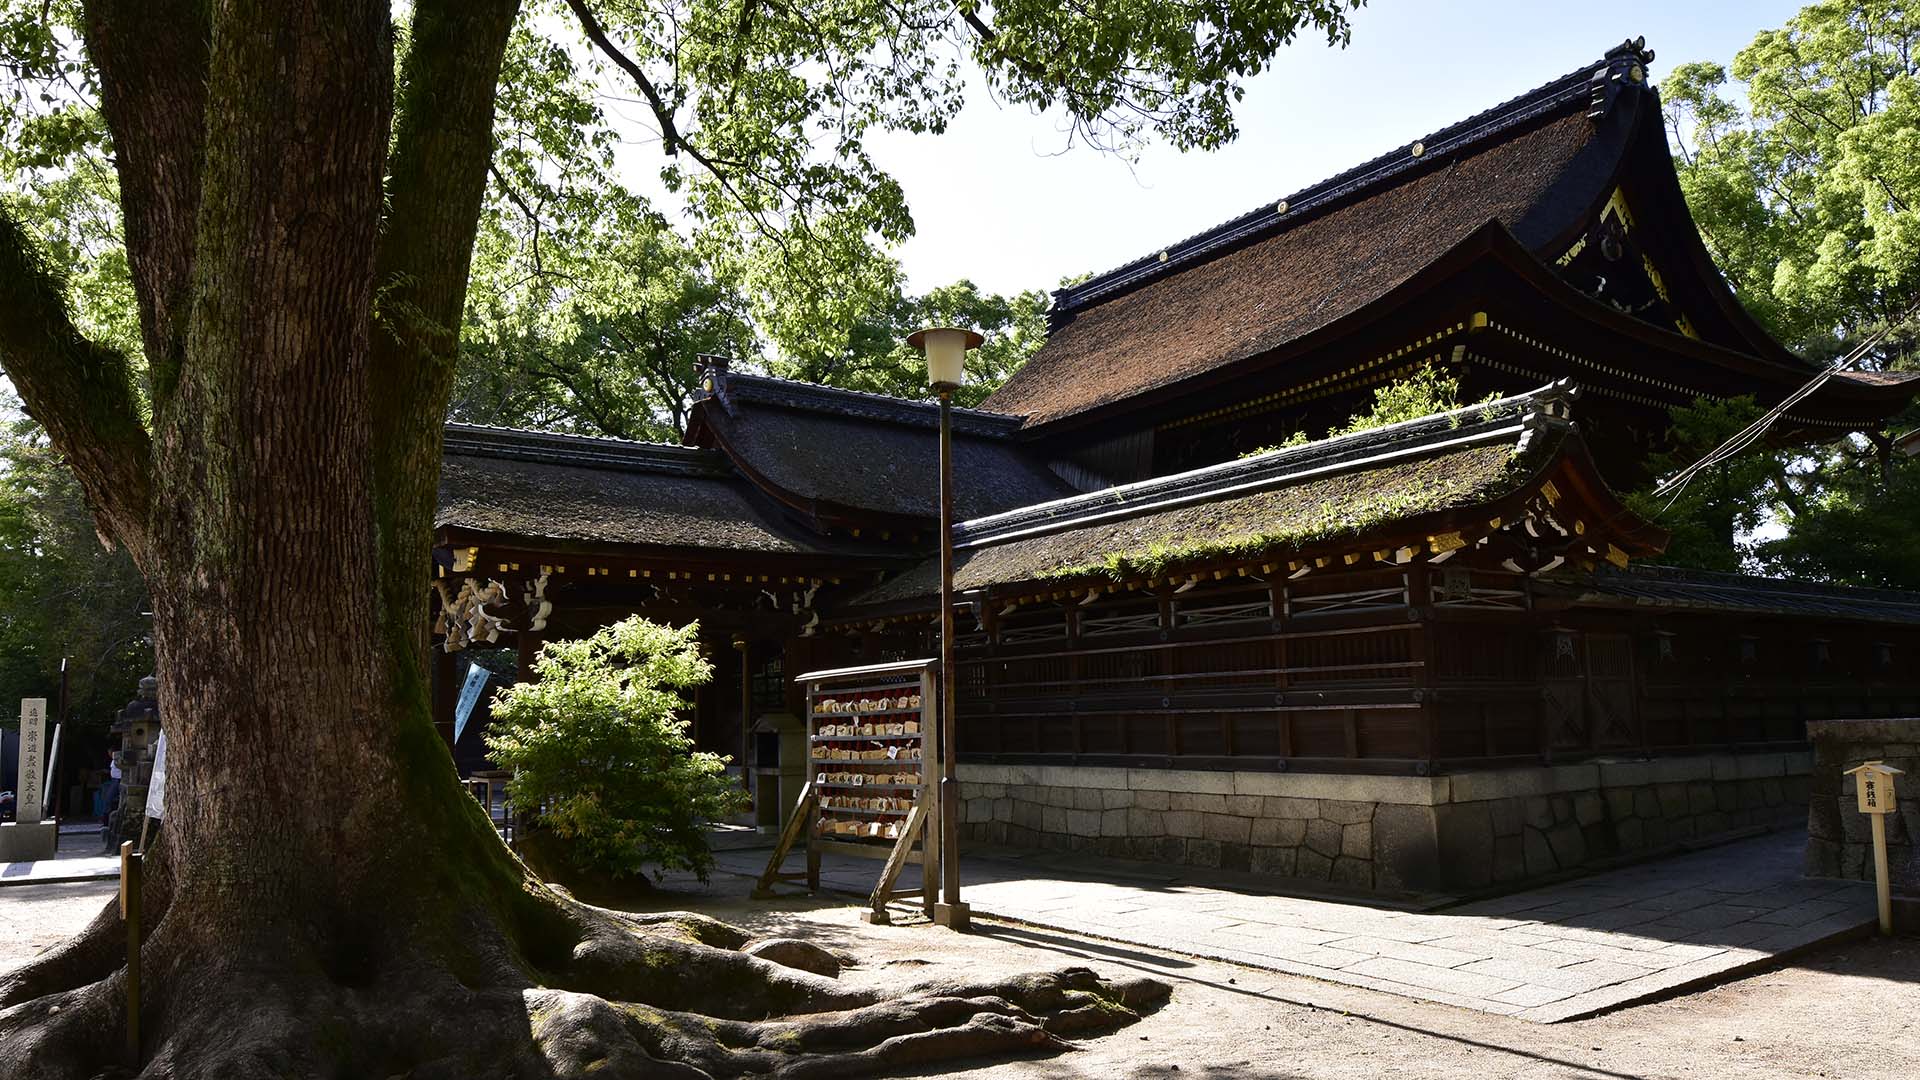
[0,4,1165,1076]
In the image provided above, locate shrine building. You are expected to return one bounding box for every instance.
[432,39,1920,895]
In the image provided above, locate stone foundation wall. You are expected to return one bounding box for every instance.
[958,752,1809,895]
[1806,718,1919,888]
[1431,755,1806,893]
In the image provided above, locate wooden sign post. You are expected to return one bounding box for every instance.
[1844,761,1904,936]
[119,840,142,1065]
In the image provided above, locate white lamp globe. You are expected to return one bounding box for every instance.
[908,326,983,390]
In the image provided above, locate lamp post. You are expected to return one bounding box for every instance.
[909,325,982,931]
[731,636,752,795]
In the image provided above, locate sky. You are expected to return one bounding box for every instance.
[854,0,1806,299]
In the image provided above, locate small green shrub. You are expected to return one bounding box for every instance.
[1333,362,1502,436]
[485,617,747,881]
[1238,430,1311,459]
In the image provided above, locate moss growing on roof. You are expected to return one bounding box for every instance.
[853,436,1547,606]
[1033,443,1532,584]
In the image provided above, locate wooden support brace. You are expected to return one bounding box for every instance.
[751,781,816,899]
[865,805,927,925]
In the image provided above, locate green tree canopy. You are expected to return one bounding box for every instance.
[766,274,1052,408]
[1665,1,1920,355]
[0,398,151,726]
[1629,394,1920,588]
[1625,397,1784,575]
[454,196,756,439]
[1654,1,1920,587]
[418,3,1070,433]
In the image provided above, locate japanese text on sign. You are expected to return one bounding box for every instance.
[17,698,47,821]
[1848,761,1903,816]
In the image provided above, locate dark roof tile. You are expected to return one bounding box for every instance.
[436,424,851,555]
[1566,564,1920,624]
[692,371,1076,523]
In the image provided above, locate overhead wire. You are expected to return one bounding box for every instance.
[1648,296,1920,510]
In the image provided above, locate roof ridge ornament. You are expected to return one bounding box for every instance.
[715,369,1028,437]
[695,353,733,405]
[1589,36,1654,121]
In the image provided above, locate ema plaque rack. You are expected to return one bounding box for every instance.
[753,658,938,923]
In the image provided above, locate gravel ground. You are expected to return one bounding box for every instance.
[3,876,1914,1079]
[0,880,116,973]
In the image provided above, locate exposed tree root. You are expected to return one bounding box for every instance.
[0,838,172,1013]
[0,881,1168,1080]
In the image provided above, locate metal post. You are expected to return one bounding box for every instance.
[934,390,970,929]
[45,723,62,839]
[52,657,68,820]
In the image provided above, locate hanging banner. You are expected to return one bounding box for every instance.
[17,698,46,822]
[453,663,490,744]
[144,732,169,819]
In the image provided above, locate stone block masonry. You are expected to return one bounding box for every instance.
[957,751,1809,895]
[1805,718,1919,888]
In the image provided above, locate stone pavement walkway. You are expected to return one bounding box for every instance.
[0,824,122,887]
[0,854,118,886]
[716,829,1875,1023]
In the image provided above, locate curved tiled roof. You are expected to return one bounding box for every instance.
[436,424,852,555]
[1050,43,1646,317]
[986,78,1631,428]
[983,42,1720,428]
[688,369,1076,525]
[855,384,1614,604]
[1568,564,1920,625]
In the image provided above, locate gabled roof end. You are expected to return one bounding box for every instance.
[693,362,1028,439]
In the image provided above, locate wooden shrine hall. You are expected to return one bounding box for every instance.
[431,39,1920,894]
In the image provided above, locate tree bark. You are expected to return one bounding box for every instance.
[146,0,394,904]
[370,0,522,712]
[80,0,211,397]
[0,209,152,563]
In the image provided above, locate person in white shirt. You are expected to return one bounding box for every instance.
[101,750,122,826]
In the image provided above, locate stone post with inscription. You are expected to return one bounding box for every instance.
[0,697,58,860]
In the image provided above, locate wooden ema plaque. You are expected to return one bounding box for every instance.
[753,659,939,923]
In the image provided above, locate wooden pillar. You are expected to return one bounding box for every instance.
[432,642,457,749]
[1272,579,1292,760]
[516,629,542,685]
[735,638,753,791]
[1407,565,1439,769]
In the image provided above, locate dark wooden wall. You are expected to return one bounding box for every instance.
[943,567,1920,775]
